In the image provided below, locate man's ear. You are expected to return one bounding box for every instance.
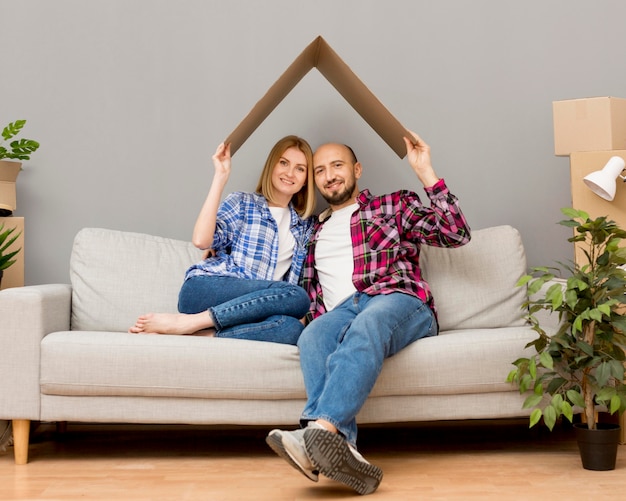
[354,162,363,180]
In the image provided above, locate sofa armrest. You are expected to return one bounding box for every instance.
[0,284,72,420]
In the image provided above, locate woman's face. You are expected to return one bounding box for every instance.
[270,146,308,205]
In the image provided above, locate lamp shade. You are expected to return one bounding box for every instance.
[583,156,626,201]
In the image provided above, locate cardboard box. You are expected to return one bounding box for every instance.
[0,160,22,212]
[570,150,626,264]
[0,216,24,290]
[225,36,410,158]
[553,97,626,156]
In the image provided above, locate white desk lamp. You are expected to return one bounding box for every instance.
[583,156,626,201]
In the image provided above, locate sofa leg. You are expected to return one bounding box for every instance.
[13,419,30,465]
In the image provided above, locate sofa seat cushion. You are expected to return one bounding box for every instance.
[372,326,536,397]
[41,332,305,399]
[41,327,535,400]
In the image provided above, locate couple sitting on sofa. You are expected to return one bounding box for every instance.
[129,130,471,496]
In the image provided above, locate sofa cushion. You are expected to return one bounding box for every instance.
[70,225,527,333]
[41,332,305,399]
[70,228,202,332]
[421,225,527,331]
[40,326,535,399]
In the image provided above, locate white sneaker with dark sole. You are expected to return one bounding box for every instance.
[266,428,319,482]
[303,427,383,495]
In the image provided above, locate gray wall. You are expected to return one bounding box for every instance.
[2,0,625,286]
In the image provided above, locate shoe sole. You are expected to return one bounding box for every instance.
[265,431,319,482]
[304,428,383,495]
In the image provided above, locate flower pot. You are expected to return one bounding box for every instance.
[574,423,620,471]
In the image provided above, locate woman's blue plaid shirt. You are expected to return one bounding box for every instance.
[185,191,314,285]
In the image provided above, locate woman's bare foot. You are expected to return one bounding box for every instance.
[129,311,214,335]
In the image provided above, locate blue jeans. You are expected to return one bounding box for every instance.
[297,292,437,447]
[178,275,310,345]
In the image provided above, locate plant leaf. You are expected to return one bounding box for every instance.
[543,405,557,430]
[561,401,574,423]
[1,119,25,141]
[610,395,622,414]
[567,389,585,408]
[529,409,542,428]
[539,351,553,370]
[596,362,611,387]
[523,394,543,409]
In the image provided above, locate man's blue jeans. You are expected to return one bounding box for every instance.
[297,292,437,447]
[178,275,310,345]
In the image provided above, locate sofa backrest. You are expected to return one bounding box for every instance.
[421,225,527,331]
[70,225,528,333]
[70,228,202,332]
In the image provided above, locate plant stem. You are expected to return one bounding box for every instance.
[582,321,596,429]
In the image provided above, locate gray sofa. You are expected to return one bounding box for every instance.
[1,225,551,464]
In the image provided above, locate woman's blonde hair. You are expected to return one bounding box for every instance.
[256,135,316,219]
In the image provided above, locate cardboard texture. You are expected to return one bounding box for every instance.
[225,36,410,158]
[0,161,21,212]
[553,97,626,156]
[570,150,626,264]
[0,216,24,290]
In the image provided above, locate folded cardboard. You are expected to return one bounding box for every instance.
[553,97,626,156]
[570,150,626,264]
[0,216,24,290]
[0,161,21,212]
[225,36,410,158]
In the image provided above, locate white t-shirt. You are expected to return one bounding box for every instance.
[269,206,295,281]
[315,203,358,311]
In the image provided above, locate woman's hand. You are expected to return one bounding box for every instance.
[212,142,232,178]
[202,248,216,260]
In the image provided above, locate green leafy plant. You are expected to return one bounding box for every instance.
[507,208,626,431]
[0,222,22,271]
[0,120,40,160]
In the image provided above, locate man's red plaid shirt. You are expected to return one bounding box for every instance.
[302,179,471,323]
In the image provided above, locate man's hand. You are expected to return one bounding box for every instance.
[403,130,440,188]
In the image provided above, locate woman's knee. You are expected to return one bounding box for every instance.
[275,283,311,315]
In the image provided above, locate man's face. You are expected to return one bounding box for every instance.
[313,144,361,210]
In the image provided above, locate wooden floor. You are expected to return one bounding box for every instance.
[1,419,625,500]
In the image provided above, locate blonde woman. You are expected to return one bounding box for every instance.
[130,135,316,344]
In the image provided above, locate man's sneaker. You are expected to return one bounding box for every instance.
[0,420,13,454]
[303,427,383,495]
[266,426,319,482]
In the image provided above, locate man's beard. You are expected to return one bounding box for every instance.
[321,178,357,206]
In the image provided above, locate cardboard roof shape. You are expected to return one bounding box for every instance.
[225,36,410,158]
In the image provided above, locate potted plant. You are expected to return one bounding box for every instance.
[507,207,626,470]
[0,119,40,160]
[0,222,22,288]
[0,120,40,216]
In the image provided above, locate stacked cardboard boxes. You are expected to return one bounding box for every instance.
[553,97,626,263]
